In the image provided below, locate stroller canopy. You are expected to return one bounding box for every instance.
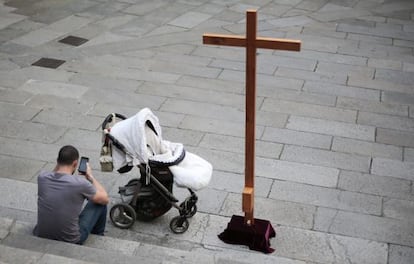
[110,108,212,190]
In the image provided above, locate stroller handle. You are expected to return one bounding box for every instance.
[101,113,127,130]
[101,112,130,155]
[106,133,128,154]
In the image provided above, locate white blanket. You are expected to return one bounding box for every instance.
[169,152,212,190]
[110,108,212,190]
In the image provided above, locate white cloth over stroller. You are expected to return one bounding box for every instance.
[110,108,212,191]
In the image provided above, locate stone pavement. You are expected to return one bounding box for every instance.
[0,0,414,263]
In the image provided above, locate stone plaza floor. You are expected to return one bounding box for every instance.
[0,0,414,263]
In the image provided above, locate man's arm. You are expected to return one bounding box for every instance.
[85,163,109,205]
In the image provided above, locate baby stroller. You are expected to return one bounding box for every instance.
[100,108,212,234]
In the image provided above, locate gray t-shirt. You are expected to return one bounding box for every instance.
[34,171,96,243]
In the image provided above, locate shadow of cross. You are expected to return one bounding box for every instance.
[203,10,301,225]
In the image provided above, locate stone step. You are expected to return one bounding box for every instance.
[1,215,305,264]
[0,244,98,264]
[1,232,163,264]
[2,216,204,264]
[11,219,143,257]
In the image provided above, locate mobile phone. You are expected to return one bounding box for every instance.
[78,157,89,174]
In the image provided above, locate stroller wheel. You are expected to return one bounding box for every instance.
[186,205,197,218]
[170,216,189,234]
[110,203,136,229]
[180,202,197,218]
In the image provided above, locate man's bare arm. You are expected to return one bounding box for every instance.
[85,163,109,205]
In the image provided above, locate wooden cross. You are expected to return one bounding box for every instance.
[203,10,301,225]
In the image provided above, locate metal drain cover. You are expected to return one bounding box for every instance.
[31,58,66,69]
[59,35,88,46]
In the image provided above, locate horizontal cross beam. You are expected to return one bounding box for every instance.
[203,34,301,51]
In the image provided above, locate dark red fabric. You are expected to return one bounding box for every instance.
[218,215,276,253]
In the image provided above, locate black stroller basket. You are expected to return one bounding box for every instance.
[102,113,198,234]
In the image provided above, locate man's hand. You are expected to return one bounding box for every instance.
[84,163,94,183]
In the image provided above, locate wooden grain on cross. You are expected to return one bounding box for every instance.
[203,10,301,225]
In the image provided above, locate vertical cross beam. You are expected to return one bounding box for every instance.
[244,10,257,225]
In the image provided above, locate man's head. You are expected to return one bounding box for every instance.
[57,145,79,173]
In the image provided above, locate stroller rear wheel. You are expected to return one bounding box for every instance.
[110,203,136,229]
[170,216,189,234]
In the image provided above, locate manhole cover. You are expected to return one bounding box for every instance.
[31,58,66,69]
[59,35,89,46]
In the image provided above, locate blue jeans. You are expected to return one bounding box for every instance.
[78,201,107,244]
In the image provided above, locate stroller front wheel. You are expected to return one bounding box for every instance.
[182,204,197,218]
[110,203,136,229]
[170,216,189,234]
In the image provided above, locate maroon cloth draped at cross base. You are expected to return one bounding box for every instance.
[218,215,276,253]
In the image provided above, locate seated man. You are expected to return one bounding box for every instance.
[33,145,109,244]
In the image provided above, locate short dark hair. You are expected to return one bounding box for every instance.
[57,145,79,165]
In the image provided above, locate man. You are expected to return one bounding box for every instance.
[33,145,109,244]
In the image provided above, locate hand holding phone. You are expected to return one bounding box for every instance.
[78,157,89,174]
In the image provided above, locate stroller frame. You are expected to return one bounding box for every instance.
[102,113,198,234]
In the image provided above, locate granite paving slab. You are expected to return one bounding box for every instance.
[358,111,414,132]
[258,86,337,106]
[303,81,381,100]
[368,58,402,70]
[81,32,134,47]
[274,226,387,264]
[376,128,414,148]
[389,245,414,264]
[332,137,403,160]
[261,127,332,149]
[0,118,67,144]
[383,198,414,221]
[219,69,304,90]
[0,155,45,181]
[349,76,414,94]
[0,101,40,120]
[337,96,408,116]
[37,254,98,264]
[405,148,414,162]
[168,11,212,29]
[269,179,382,215]
[338,170,414,201]
[0,12,26,30]
[381,90,414,105]
[371,157,414,181]
[315,209,414,247]
[176,75,244,94]
[281,145,371,172]
[286,115,376,141]
[0,178,37,212]
[0,244,43,264]
[198,133,283,159]
[275,66,348,84]
[11,28,64,47]
[19,79,89,99]
[261,98,357,123]
[123,1,169,16]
